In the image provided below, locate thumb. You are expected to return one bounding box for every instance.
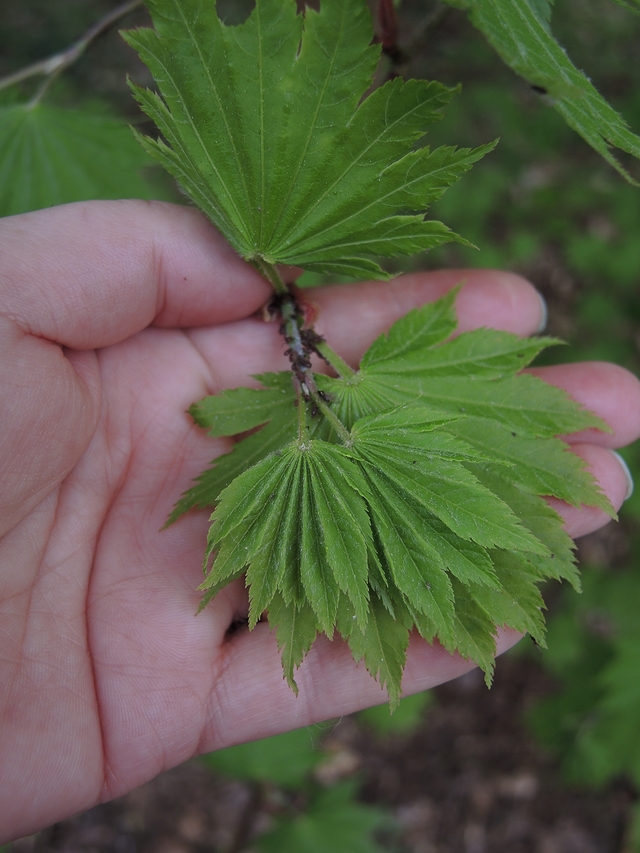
[0,200,270,536]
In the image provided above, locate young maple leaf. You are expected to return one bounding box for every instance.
[124,0,494,279]
[173,293,613,708]
[126,0,613,708]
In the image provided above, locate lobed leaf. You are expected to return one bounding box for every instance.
[340,593,411,710]
[190,376,295,436]
[296,470,340,634]
[267,593,320,694]
[351,440,547,553]
[471,467,582,590]
[181,269,610,704]
[473,551,548,645]
[377,329,561,379]
[360,465,458,647]
[303,444,372,628]
[127,0,491,278]
[167,379,297,525]
[449,418,615,513]
[318,303,608,437]
[450,578,500,684]
[357,373,607,437]
[361,288,458,368]
[202,440,379,681]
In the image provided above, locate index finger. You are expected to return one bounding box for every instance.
[311,268,547,365]
[0,200,272,350]
[187,268,548,392]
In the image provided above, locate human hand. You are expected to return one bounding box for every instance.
[1,200,638,842]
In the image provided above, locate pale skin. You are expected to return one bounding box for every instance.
[1,200,639,843]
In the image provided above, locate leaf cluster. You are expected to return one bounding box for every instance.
[118,0,618,708]
[173,292,612,706]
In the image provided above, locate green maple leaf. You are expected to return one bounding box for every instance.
[124,0,494,279]
[137,0,616,706]
[166,372,328,525]
[173,294,614,708]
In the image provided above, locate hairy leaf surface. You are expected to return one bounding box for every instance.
[126,0,492,278]
[190,376,295,436]
[173,291,612,703]
[317,303,608,438]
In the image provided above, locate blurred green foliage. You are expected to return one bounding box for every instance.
[0,102,161,215]
[201,724,395,852]
[357,691,433,735]
[527,563,640,846]
[258,780,392,853]
[0,1,175,211]
[201,726,327,788]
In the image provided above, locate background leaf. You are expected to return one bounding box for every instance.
[448,0,640,183]
[358,691,433,734]
[202,726,324,787]
[0,103,161,215]
[608,0,640,15]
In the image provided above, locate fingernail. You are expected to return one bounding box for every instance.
[611,451,634,501]
[535,290,548,334]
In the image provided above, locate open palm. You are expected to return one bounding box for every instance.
[1,201,639,843]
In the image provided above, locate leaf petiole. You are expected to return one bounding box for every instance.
[293,376,310,445]
[252,258,289,295]
[309,390,352,445]
[313,340,357,380]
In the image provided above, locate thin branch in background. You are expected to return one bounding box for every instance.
[403,3,452,58]
[0,0,143,105]
[374,1,452,81]
[375,0,405,65]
